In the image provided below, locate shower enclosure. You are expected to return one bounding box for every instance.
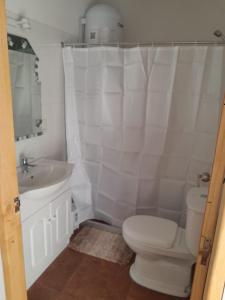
[63,45,225,227]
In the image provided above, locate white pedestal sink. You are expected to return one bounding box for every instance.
[18,159,73,198]
[18,159,73,221]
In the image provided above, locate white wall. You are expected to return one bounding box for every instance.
[7,14,73,165]
[5,0,99,165]
[103,0,225,42]
[5,0,225,165]
[6,0,225,163]
[6,0,94,38]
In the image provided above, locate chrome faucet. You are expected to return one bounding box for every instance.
[20,155,36,174]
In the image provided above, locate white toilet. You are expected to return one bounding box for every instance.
[122,187,208,297]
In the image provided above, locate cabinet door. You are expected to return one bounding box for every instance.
[22,206,52,288]
[51,190,71,257]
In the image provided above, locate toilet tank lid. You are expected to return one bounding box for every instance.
[186,187,208,213]
[123,215,178,249]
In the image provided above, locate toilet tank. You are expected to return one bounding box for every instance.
[185,187,208,256]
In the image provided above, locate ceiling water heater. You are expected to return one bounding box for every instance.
[83,4,124,44]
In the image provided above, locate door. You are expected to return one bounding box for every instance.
[190,96,225,300]
[203,183,225,299]
[51,190,71,257]
[22,206,52,288]
[0,1,27,299]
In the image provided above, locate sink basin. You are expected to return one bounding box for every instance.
[18,159,73,199]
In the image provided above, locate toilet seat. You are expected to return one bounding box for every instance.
[123,215,194,260]
[123,215,178,249]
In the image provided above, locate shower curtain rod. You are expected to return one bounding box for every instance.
[61,41,225,48]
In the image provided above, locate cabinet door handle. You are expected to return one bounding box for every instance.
[53,215,56,219]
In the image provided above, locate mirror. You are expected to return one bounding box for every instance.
[8,33,43,141]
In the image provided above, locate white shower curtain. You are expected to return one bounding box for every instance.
[63,46,225,227]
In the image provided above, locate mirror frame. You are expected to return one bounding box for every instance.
[8,33,43,141]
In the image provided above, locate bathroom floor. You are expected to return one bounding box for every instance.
[28,247,188,300]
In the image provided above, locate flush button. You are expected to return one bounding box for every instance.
[200,194,207,198]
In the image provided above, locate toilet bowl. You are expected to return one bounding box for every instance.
[122,187,208,297]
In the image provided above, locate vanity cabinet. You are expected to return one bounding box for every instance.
[51,192,71,258]
[22,205,52,288]
[22,190,72,288]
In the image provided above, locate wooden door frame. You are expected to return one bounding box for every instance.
[1,0,225,298]
[191,97,225,300]
[0,0,27,299]
[203,183,225,299]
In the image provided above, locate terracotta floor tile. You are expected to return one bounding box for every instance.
[55,292,75,300]
[35,248,84,292]
[27,283,59,300]
[28,247,188,300]
[126,281,183,300]
[63,255,130,300]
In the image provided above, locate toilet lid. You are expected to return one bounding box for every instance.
[123,215,178,249]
